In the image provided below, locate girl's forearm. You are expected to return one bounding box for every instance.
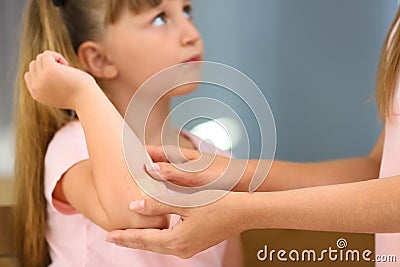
[244,176,400,233]
[73,86,160,228]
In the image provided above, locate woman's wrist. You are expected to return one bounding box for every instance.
[229,192,269,233]
[233,159,268,192]
[240,192,277,231]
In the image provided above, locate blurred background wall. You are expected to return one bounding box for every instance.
[172,0,397,162]
[0,0,25,177]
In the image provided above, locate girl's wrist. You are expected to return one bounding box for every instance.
[73,81,104,111]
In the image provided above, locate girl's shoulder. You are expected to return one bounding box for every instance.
[44,121,89,216]
[53,120,84,140]
[45,120,88,165]
[48,120,86,149]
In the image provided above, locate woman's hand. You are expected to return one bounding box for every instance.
[24,50,98,110]
[146,145,236,187]
[106,191,251,258]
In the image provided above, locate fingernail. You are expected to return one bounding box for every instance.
[145,163,165,180]
[104,235,116,243]
[129,200,145,211]
[148,163,160,173]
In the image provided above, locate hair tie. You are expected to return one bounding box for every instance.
[52,0,65,7]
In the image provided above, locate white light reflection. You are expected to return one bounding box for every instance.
[189,117,242,151]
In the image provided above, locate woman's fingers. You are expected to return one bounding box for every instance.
[108,200,196,258]
[146,145,169,162]
[128,197,182,216]
[145,145,204,185]
[106,228,176,256]
[107,192,241,259]
[145,162,192,184]
[106,219,196,258]
[145,151,228,187]
[146,145,200,163]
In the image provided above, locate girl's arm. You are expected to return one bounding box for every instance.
[55,88,169,231]
[106,174,400,258]
[26,51,169,231]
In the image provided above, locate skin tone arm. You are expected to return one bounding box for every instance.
[238,131,383,192]
[25,51,169,231]
[104,103,387,258]
[106,172,400,259]
[144,128,383,192]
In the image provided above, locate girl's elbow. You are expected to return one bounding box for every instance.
[101,213,170,231]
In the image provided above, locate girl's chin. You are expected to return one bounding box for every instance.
[166,83,200,97]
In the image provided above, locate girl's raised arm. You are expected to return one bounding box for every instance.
[25,51,169,231]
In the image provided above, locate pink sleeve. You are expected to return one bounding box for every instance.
[44,121,89,215]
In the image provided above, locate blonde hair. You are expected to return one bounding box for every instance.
[14,0,160,266]
[377,8,400,118]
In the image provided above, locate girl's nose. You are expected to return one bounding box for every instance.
[180,19,201,46]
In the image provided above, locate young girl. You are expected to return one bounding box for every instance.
[16,0,243,266]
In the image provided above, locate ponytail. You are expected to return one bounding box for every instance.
[14,1,77,266]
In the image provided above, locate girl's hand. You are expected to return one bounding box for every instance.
[24,50,98,110]
[105,191,250,258]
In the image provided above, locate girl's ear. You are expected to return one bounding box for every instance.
[77,41,118,80]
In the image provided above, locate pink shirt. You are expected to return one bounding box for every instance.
[44,121,227,267]
[376,85,400,266]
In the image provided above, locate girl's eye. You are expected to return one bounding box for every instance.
[152,13,166,26]
[183,5,193,19]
